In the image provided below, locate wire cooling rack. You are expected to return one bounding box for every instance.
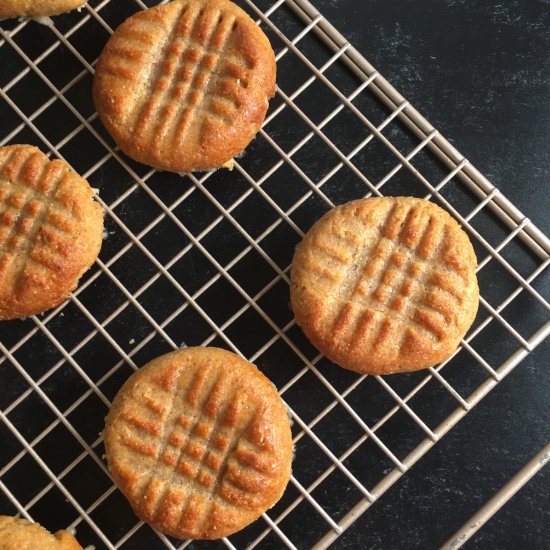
[1,0,549,548]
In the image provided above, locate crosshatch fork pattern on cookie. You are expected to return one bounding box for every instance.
[101,3,253,148]
[116,364,278,529]
[309,202,469,352]
[0,149,76,287]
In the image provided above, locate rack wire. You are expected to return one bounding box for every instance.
[1,0,549,548]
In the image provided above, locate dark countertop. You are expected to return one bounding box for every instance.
[312,1,550,548]
[317,0,550,236]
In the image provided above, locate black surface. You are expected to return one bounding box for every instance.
[0,1,549,550]
[317,0,550,236]
[312,1,550,549]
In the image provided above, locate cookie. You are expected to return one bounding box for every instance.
[290,197,479,375]
[0,516,83,549]
[93,0,276,173]
[0,0,86,18]
[104,347,293,540]
[0,145,103,320]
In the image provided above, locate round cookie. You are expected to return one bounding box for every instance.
[0,0,86,18]
[290,197,479,375]
[0,145,103,320]
[93,0,276,173]
[104,347,293,540]
[0,516,83,549]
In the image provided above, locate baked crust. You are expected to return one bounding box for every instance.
[104,347,293,539]
[290,197,479,375]
[0,0,86,18]
[0,145,103,320]
[93,0,276,173]
[0,516,83,549]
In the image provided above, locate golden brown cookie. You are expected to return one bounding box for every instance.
[93,0,276,173]
[104,347,293,540]
[0,0,86,18]
[290,197,479,375]
[0,516,83,550]
[0,145,103,320]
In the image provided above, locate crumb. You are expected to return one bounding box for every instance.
[284,403,294,427]
[19,15,54,26]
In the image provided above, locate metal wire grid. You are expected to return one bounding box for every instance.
[0,0,549,548]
